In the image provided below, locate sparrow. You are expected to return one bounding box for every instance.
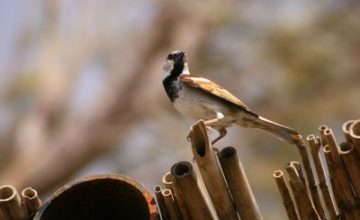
[162,50,299,145]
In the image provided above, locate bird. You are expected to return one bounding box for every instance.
[162,50,299,145]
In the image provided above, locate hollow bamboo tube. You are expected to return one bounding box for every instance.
[0,185,28,220]
[340,142,360,198]
[171,161,213,220]
[21,187,41,216]
[349,120,360,156]
[323,145,360,219]
[155,185,170,220]
[187,120,238,220]
[162,189,179,220]
[219,146,262,220]
[294,135,325,219]
[307,135,338,220]
[319,125,328,146]
[286,163,320,220]
[273,170,299,220]
[342,120,355,144]
[162,172,190,220]
[323,129,341,163]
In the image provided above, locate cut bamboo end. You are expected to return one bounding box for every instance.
[21,187,41,216]
[219,146,262,220]
[155,185,169,220]
[162,189,179,220]
[0,185,28,220]
[171,161,213,220]
[188,121,238,220]
[162,172,174,190]
[342,120,355,144]
[349,120,360,155]
[273,170,299,220]
[319,125,328,146]
[324,128,341,163]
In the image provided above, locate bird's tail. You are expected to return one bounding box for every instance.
[239,115,299,145]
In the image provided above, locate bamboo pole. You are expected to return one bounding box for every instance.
[307,135,338,220]
[171,161,213,220]
[342,120,355,144]
[219,146,262,220]
[323,145,360,219]
[21,187,41,217]
[187,120,238,220]
[155,185,170,220]
[340,142,360,198]
[286,163,320,220]
[273,170,299,220]
[294,135,325,219]
[319,125,328,146]
[162,172,190,220]
[349,120,360,156]
[0,185,28,220]
[323,128,341,163]
[162,189,180,220]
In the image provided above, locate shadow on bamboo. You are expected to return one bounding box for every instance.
[187,120,238,220]
[219,146,262,220]
[33,174,157,220]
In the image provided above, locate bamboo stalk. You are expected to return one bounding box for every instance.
[286,163,320,220]
[155,185,170,220]
[21,187,41,217]
[323,128,341,163]
[323,145,360,219]
[294,135,325,219]
[307,135,338,220]
[349,120,360,156]
[162,172,191,220]
[171,161,213,220]
[219,146,262,220]
[342,120,355,144]
[162,189,180,220]
[0,185,28,220]
[340,142,360,198]
[187,120,238,220]
[319,125,328,146]
[273,170,299,220]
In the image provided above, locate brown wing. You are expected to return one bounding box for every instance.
[179,74,249,110]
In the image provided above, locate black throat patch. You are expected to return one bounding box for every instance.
[162,62,184,102]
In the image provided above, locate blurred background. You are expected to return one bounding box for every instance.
[0,0,359,219]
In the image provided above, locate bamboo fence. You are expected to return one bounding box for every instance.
[155,119,360,220]
[2,119,360,219]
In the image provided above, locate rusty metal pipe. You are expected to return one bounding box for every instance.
[33,174,157,220]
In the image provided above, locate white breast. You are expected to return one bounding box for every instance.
[173,81,235,128]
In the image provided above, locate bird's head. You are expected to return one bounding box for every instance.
[163,50,189,77]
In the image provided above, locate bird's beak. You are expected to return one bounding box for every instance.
[176,51,186,63]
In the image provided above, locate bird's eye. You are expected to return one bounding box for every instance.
[167,54,173,60]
